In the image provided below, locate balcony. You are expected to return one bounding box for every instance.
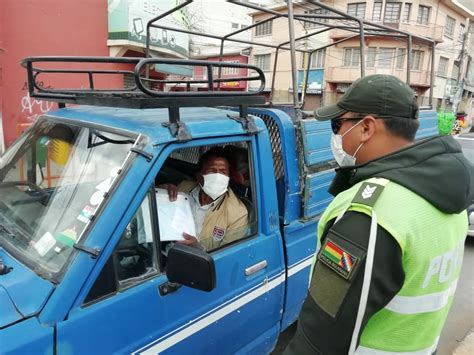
[329,20,443,43]
[325,67,431,87]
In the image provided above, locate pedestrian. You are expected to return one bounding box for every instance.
[284,74,474,355]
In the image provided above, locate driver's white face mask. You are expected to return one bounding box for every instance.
[201,173,229,200]
[331,120,365,166]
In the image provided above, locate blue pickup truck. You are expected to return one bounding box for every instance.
[0,57,438,354]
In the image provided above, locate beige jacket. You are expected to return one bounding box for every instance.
[178,180,248,251]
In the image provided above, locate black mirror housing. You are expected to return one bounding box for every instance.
[166,244,216,292]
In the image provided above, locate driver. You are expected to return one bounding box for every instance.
[161,147,248,251]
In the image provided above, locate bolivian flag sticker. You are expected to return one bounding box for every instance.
[318,239,359,280]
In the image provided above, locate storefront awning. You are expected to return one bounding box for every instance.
[155,63,193,77]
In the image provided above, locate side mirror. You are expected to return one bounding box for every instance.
[166,244,216,292]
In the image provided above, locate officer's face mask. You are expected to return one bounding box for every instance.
[201,173,229,200]
[331,119,365,167]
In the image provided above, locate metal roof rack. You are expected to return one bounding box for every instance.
[22,56,266,139]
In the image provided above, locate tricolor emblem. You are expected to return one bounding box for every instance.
[319,240,358,279]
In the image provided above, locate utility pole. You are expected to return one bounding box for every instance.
[452,21,469,114]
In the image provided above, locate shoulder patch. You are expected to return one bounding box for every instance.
[318,239,359,280]
[351,180,387,207]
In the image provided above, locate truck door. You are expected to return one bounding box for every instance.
[56,137,285,354]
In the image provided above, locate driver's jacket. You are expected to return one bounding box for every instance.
[178,181,248,251]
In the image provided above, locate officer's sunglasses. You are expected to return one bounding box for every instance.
[330,117,364,134]
[330,115,393,134]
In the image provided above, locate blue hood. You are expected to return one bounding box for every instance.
[0,248,55,328]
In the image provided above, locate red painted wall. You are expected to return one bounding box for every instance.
[0,0,115,148]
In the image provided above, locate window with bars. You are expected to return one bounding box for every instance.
[254,54,271,71]
[417,6,430,25]
[411,50,424,70]
[384,2,401,23]
[396,48,406,69]
[452,61,460,80]
[437,57,449,77]
[304,8,329,28]
[211,60,240,76]
[366,47,377,68]
[347,3,366,19]
[377,48,396,68]
[343,47,361,67]
[255,20,272,36]
[402,3,411,22]
[310,49,326,68]
[372,1,382,21]
[459,24,466,42]
[444,16,455,38]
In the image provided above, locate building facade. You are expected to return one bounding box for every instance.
[0,0,191,149]
[249,0,474,113]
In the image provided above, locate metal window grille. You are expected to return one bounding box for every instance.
[444,16,455,38]
[343,47,360,67]
[254,54,271,71]
[402,3,411,22]
[366,47,377,68]
[347,3,366,19]
[459,24,465,42]
[304,8,329,29]
[212,60,241,76]
[377,48,395,68]
[396,48,406,69]
[255,20,272,36]
[310,49,326,68]
[411,50,424,70]
[437,57,449,77]
[417,6,430,25]
[372,1,382,21]
[384,2,401,23]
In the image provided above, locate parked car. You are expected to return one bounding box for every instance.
[454,132,474,236]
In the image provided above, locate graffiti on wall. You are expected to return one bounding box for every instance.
[20,81,54,122]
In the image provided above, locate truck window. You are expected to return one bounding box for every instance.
[84,191,159,304]
[155,142,257,254]
[0,119,137,279]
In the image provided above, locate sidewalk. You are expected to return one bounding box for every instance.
[453,329,474,355]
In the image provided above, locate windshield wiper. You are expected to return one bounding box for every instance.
[88,130,135,148]
[73,244,101,258]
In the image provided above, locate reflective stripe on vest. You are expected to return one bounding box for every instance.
[355,337,439,355]
[385,279,458,314]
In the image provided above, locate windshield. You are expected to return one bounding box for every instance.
[0,118,138,278]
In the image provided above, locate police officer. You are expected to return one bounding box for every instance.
[285,74,474,354]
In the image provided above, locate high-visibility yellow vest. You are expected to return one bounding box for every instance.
[317,178,467,354]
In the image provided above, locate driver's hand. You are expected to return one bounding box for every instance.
[177,232,200,248]
[158,183,178,201]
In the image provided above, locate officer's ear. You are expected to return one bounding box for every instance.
[359,116,377,143]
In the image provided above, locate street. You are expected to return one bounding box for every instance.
[272,238,474,355]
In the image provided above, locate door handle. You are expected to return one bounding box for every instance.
[159,281,182,296]
[245,260,268,276]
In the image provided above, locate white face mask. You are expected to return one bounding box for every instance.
[331,120,365,166]
[201,173,229,200]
